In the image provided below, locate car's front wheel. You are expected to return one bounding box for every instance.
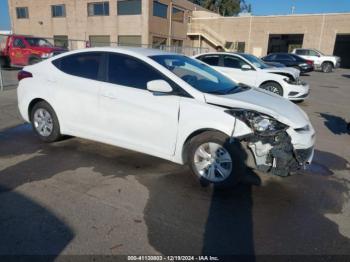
[187,131,246,187]
[30,101,62,142]
[321,62,333,73]
[260,82,284,96]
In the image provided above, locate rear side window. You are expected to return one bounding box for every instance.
[198,55,219,66]
[53,52,103,80]
[295,49,308,55]
[107,53,166,89]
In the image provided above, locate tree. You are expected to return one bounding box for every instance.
[190,0,243,16]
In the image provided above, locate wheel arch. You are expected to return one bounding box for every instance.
[28,98,49,120]
[181,128,230,164]
[322,60,335,67]
[259,80,282,88]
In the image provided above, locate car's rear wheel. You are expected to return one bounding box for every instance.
[187,131,245,187]
[260,82,284,96]
[30,101,61,142]
[321,62,333,73]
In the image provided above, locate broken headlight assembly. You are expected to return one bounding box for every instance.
[225,109,288,136]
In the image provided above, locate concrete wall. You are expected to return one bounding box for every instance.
[190,13,350,56]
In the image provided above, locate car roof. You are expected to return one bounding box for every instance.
[59,46,179,58]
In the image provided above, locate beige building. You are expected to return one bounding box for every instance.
[7,1,350,67]
[8,0,206,49]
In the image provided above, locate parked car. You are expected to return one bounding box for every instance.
[194,52,309,101]
[262,53,314,74]
[0,35,67,68]
[17,47,315,186]
[291,48,341,73]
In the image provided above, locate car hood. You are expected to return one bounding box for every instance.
[262,67,300,80]
[204,88,309,128]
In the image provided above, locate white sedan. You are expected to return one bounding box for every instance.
[194,52,310,101]
[17,47,315,187]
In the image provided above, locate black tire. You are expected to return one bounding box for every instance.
[30,101,62,143]
[187,131,246,188]
[321,62,333,73]
[29,57,41,65]
[260,81,284,96]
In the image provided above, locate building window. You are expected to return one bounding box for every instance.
[117,0,141,15]
[171,39,183,47]
[16,7,29,19]
[153,1,168,19]
[89,35,111,47]
[54,35,69,48]
[118,35,142,47]
[88,2,109,16]
[172,7,184,23]
[51,5,66,17]
[152,36,167,48]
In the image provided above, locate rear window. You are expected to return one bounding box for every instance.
[52,52,103,81]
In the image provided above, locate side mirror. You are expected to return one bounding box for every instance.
[147,80,173,94]
[241,64,252,71]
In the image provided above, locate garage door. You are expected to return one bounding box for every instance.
[334,34,350,68]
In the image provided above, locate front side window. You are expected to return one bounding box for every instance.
[198,55,219,66]
[53,52,103,81]
[172,7,184,22]
[308,50,319,56]
[16,7,29,19]
[107,54,166,90]
[239,53,269,69]
[275,54,294,61]
[51,4,66,17]
[153,1,168,18]
[88,2,109,16]
[117,0,141,15]
[151,55,244,95]
[25,37,53,47]
[223,55,249,69]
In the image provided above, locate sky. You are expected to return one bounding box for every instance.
[1,0,350,30]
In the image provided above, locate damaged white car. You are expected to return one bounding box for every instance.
[194,52,310,101]
[17,48,315,187]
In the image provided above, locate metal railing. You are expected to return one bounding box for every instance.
[0,34,209,92]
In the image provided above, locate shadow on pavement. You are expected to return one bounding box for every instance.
[342,74,350,79]
[1,124,350,256]
[0,185,74,255]
[318,113,350,135]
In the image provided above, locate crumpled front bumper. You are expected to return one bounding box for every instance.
[246,125,315,177]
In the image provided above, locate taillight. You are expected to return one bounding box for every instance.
[18,70,33,81]
[306,60,314,66]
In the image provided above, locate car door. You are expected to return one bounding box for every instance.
[275,54,294,67]
[51,52,104,137]
[217,54,257,86]
[10,37,26,65]
[98,53,180,156]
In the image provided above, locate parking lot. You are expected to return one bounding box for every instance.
[0,68,350,256]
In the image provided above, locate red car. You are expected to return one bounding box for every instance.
[0,35,67,68]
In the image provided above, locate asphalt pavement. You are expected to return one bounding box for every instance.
[0,68,350,257]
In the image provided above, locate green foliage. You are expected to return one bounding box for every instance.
[190,0,249,16]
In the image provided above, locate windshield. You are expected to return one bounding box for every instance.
[25,37,53,47]
[150,55,246,95]
[239,53,270,69]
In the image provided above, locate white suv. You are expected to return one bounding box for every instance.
[292,48,341,73]
[17,47,315,187]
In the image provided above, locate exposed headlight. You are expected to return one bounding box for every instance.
[41,53,53,59]
[225,109,288,135]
